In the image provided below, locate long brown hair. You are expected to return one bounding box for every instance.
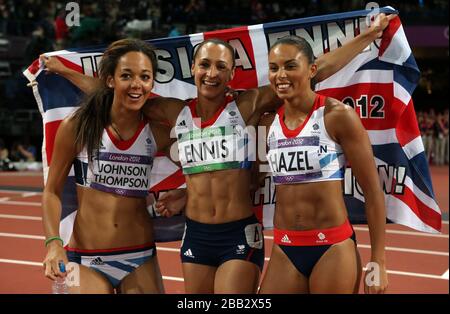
[71,38,157,161]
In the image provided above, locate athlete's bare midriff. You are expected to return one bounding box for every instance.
[68,186,154,250]
[185,168,254,224]
[274,180,348,231]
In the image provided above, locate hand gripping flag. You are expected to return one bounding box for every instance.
[23,7,442,244]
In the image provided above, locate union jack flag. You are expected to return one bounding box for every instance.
[23,7,441,244]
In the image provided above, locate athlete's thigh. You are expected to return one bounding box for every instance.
[119,257,165,294]
[214,260,260,294]
[259,244,309,294]
[309,238,357,294]
[182,262,216,294]
[354,247,362,294]
[68,264,114,294]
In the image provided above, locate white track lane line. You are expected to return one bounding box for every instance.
[265,228,449,240]
[157,247,179,253]
[0,172,43,176]
[0,192,40,202]
[362,267,448,280]
[442,269,449,279]
[0,214,42,221]
[0,189,42,195]
[0,258,185,282]
[21,192,39,198]
[0,258,42,267]
[0,257,445,281]
[353,226,448,238]
[263,235,450,255]
[265,236,449,256]
[0,233,447,257]
[0,232,45,240]
[356,244,448,256]
[162,275,184,282]
[158,244,448,257]
[0,200,41,206]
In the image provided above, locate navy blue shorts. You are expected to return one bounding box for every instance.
[278,232,357,278]
[180,215,265,271]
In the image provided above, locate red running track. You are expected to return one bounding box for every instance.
[0,167,448,294]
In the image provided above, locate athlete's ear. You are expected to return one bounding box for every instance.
[309,62,318,80]
[106,76,114,88]
[229,67,235,82]
[149,71,155,91]
[191,62,195,76]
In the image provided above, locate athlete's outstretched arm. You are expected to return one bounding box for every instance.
[41,54,186,126]
[315,13,396,83]
[238,86,283,124]
[40,55,100,94]
[326,100,388,294]
[242,14,394,117]
[143,97,186,127]
[42,118,78,281]
[254,86,283,115]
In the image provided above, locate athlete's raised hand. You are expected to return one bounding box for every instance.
[370,13,397,39]
[40,55,68,75]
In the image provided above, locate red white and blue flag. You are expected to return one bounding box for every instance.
[23,7,442,243]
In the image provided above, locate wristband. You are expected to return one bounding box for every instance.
[45,236,64,247]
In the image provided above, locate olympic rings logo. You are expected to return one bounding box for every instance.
[286,176,294,182]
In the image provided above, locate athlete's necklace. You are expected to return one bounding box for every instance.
[110,113,144,141]
[110,123,124,141]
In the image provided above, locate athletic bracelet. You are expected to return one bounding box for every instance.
[44,236,64,247]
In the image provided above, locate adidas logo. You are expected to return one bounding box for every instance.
[268,132,275,142]
[236,244,246,255]
[313,123,320,130]
[268,132,276,148]
[177,120,187,126]
[229,111,237,117]
[281,234,291,244]
[317,232,326,241]
[90,257,104,265]
[183,249,195,258]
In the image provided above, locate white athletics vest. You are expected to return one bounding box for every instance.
[267,94,346,185]
[74,120,157,197]
[175,96,253,175]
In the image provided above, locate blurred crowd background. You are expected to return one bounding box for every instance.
[0,0,448,169]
